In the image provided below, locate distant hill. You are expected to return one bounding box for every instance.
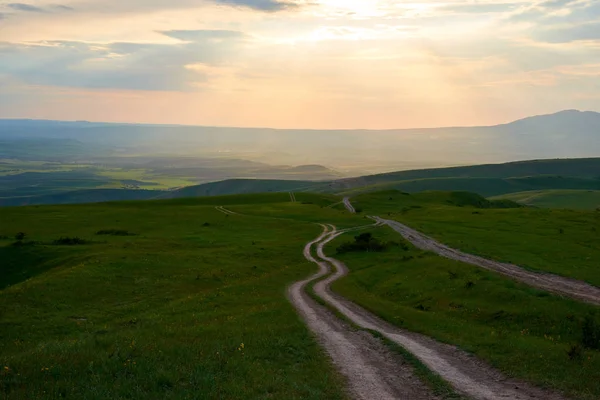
[162,179,329,199]
[491,190,600,210]
[331,158,600,194]
[2,157,600,207]
[2,109,599,168]
[0,189,160,207]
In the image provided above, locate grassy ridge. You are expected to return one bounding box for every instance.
[328,226,600,400]
[491,190,600,210]
[338,176,600,197]
[0,200,349,399]
[352,190,600,286]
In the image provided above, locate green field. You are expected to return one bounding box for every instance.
[352,190,600,286]
[3,190,600,399]
[0,194,359,399]
[491,190,600,210]
[328,226,600,399]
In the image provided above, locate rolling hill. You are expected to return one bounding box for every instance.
[2,157,600,207]
[491,190,600,210]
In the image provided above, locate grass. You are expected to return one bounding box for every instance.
[352,190,600,286]
[4,187,600,399]
[304,276,465,400]
[337,176,600,198]
[0,199,351,399]
[491,190,600,210]
[328,226,600,400]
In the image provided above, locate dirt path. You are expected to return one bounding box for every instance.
[215,206,239,215]
[290,192,297,202]
[374,217,600,306]
[288,225,441,400]
[340,197,600,306]
[307,227,567,400]
[343,197,356,213]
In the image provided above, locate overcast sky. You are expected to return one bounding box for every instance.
[0,0,599,128]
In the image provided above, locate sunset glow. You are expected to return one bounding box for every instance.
[1,0,599,128]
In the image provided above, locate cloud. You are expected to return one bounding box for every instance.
[534,21,600,42]
[7,3,46,12]
[160,30,247,41]
[214,0,298,11]
[0,30,247,91]
[438,2,518,14]
[3,3,74,14]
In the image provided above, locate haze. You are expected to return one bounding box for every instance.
[1,0,600,129]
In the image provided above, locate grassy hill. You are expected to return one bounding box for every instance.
[2,191,600,399]
[352,190,600,286]
[162,179,329,199]
[491,190,600,210]
[0,193,355,399]
[2,157,600,207]
[338,175,600,197]
[0,189,161,207]
[334,158,600,188]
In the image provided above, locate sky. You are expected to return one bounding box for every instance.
[0,0,599,129]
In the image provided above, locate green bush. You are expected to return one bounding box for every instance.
[336,233,404,254]
[96,229,136,236]
[53,237,89,246]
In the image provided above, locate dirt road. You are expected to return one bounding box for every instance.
[339,196,600,305]
[288,225,441,400]
[374,217,600,306]
[294,226,567,400]
[343,197,356,213]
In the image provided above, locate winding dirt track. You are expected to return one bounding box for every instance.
[372,217,600,306]
[343,197,356,213]
[292,226,567,400]
[288,225,441,400]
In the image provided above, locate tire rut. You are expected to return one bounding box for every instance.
[288,225,442,400]
[309,227,568,400]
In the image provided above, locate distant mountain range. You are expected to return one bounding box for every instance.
[1,110,599,171]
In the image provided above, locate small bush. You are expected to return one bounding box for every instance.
[96,229,136,236]
[336,233,403,254]
[14,232,26,241]
[582,315,600,350]
[53,237,89,246]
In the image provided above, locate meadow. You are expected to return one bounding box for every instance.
[328,225,600,399]
[3,189,600,399]
[0,194,355,399]
[351,190,600,286]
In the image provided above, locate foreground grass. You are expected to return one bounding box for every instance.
[353,190,600,286]
[0,199,347,399]
[329,227,600,400]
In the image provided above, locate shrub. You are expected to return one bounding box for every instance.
[53,237,89,246]
[96,229,136,236]
[14,232,26,241]
[336,233,404,254]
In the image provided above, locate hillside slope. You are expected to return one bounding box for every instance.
[491,190,600,210]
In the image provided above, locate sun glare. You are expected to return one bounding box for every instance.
[315,0,387,18]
